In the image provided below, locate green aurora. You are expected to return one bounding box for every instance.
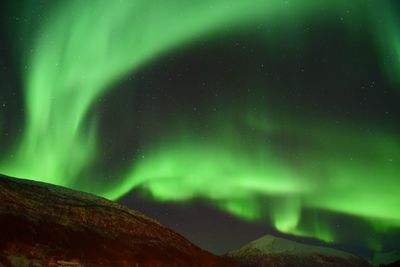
[1,0,400,250]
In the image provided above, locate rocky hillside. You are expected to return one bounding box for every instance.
[0,175,233,267]
[226,235,371,267]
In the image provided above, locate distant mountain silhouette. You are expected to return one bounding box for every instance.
[226,234,371,267]
[381,260,400,267]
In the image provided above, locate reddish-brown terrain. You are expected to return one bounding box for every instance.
[0,175,233,267]
[2,174,396,267]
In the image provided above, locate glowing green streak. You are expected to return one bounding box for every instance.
[370,1,400,87]
[1,0,400,247]
[117,117,400,244]
[1,0,335,185]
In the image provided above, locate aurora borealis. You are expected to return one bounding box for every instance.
[1,0,400,257]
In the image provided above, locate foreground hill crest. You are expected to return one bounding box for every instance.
[0,175,232,267]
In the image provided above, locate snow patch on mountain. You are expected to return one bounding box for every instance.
[229,234,354,258]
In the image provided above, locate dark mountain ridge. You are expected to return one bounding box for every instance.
[0,174,232,266]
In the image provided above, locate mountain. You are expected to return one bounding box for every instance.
[0,174,233,267]
[226,235,371,267]
[382,260,400,267]
[371,251,400,266]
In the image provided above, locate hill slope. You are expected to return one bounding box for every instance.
[0,175,233,267]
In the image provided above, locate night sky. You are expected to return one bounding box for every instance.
[1,0,400,260]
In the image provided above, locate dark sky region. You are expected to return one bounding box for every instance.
[1,0,400,259]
